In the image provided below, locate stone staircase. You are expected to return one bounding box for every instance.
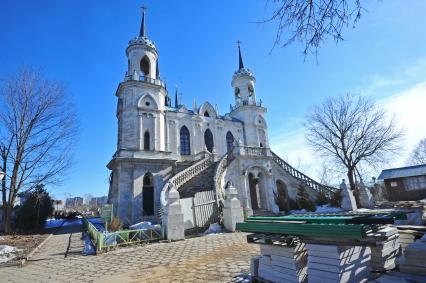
[179,161,218,199]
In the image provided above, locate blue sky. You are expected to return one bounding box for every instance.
[1,1,426,200]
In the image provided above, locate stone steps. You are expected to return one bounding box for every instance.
[178,161,218,199]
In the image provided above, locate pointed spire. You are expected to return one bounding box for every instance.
[174,86,178,108]
[193,98,197,111]
[237,40,244,70]
[139,5,147,38]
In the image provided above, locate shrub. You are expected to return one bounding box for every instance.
[329,189,342,207]
[288,198,299,211]
[316,190,329,206]
[15,185,54,231]
[274,188,290,212]
[296,183,316,212]
[107,217,122,232]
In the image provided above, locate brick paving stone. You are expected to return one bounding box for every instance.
[2,221,260,283]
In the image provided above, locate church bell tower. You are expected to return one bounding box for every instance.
[230,42,268,148]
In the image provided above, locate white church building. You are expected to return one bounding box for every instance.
[107,8,334,228]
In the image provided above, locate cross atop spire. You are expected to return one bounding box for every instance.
[139,5,147,38]
[237,40,244,70]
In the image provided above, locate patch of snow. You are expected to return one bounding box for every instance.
[129,221,161,232]
[315,205,344,213]
[204,223,223,234]
[129,221,153,230]
[82,233,96,255]
[0,245,20,263]
[289,205,343,214]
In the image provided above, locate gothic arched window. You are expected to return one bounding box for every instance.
[204,129,214,153]
[144,131,150,151]
[226,131,234,152]
[180,126,191,155]
[204,111,210,117]
[140,56,150,76]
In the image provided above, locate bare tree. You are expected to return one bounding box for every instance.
[305,94,401,201]
[0,68,77,233]
[264,0,365,55]
[408,138,426,165]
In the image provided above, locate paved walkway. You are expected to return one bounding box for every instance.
[2,220,259,283]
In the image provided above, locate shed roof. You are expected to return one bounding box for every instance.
[378,164,426,180]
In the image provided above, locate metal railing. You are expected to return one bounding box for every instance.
[82,217,162,253]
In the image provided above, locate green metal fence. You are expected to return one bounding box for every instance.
[82,217,163,253]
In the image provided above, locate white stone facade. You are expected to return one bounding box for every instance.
[107,9,329,226]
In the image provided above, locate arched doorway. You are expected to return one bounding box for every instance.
[204,129,214,153]
[142,173,154,216]
[248,173,260,210]
[275,180,289,211]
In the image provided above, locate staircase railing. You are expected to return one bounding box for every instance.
[213,149,236,203]
[160,151,213,207]
[270,150,337,197]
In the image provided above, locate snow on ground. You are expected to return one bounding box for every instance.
[129,221,161,231]
[204,223,223,234]
[0,245,20,263]
[289,205,344,214]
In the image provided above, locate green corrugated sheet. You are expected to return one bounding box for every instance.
[236,221,368,239]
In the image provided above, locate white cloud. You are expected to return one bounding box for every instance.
[270,60,426,183]
[380,81,426,166]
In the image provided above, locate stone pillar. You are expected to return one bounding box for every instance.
[163,188,184,241]
[358,181,374,208]
[223,183,244,232]
[340,179,357,211]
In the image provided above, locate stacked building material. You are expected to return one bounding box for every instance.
[254,242,307,283]
[398,230,416,250]
[307,244,371,283]
[370,227,400,271]
[396,226,426,253]
[398,235,426,275]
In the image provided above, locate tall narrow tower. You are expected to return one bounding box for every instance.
[230,42,268,148]
[114,6,168,152]
[108,6,172,225]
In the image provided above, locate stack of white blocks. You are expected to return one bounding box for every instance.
[254,242,307,283]
[370,227,400,271]
[398,235,426,275]
[398,231,415,251]
[307,244,371,283]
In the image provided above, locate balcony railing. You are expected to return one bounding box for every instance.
[139,75,166,88]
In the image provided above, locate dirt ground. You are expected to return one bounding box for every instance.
[0,233,49,264]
